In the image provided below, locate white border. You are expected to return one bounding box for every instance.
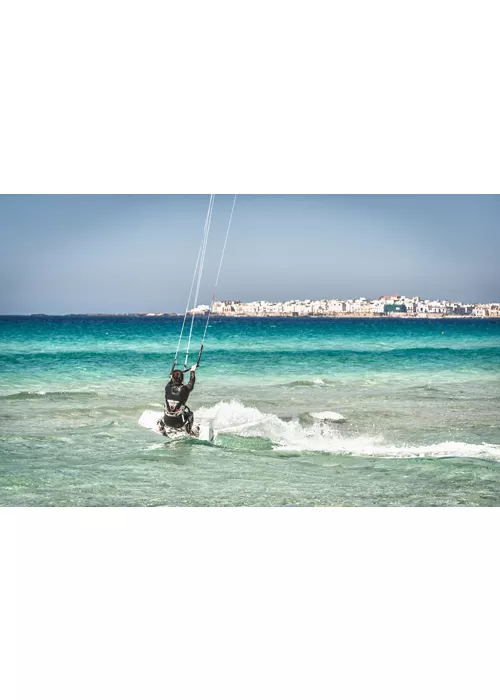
[2,1,499,698]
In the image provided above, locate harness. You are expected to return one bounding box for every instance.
[164,400,191,417]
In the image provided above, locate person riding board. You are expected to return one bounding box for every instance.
[157,365,198,436]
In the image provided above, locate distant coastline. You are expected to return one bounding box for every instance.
[4,313,500,320]
[196,294,500,319]
[3,293,500,319]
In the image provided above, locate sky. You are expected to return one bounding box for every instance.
[0,194,499,314]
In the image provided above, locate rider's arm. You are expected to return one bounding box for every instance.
[186,370,196,392]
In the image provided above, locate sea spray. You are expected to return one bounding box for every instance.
[197,400,500,462]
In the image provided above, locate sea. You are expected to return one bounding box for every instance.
[1,315,499,506]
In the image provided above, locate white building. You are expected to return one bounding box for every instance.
[204,295,493,318]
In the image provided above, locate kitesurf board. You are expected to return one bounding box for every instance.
[138,410,215,442]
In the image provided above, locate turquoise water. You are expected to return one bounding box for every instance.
[1,315,499,506]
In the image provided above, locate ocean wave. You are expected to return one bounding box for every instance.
[196,400,500,462]
[0,391,99,401]
[309,411,346,422]
[281,378,334,387]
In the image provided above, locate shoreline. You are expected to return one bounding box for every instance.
[208,314,498,320]
[2,313,499,320]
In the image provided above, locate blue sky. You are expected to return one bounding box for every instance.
[0,194,499,314]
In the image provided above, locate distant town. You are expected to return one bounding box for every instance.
[21,295,500,318]
[189,295,500,318]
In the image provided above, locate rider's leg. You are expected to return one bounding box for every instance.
[184,411,195,435]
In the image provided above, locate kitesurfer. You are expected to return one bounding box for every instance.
[157,365,198,436]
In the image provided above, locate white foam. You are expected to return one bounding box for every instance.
[196,400,500,462]
[275,434,500,461]
[359,441,500,461]
[196,400,267,431]
[310,411,345,422]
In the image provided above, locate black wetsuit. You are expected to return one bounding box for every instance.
[161,371,196,432]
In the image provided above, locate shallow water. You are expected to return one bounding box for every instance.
[1,316,499,506]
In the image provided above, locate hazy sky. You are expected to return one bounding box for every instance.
[1,194,499,314]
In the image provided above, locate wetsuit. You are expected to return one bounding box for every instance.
[161,370,196,433]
